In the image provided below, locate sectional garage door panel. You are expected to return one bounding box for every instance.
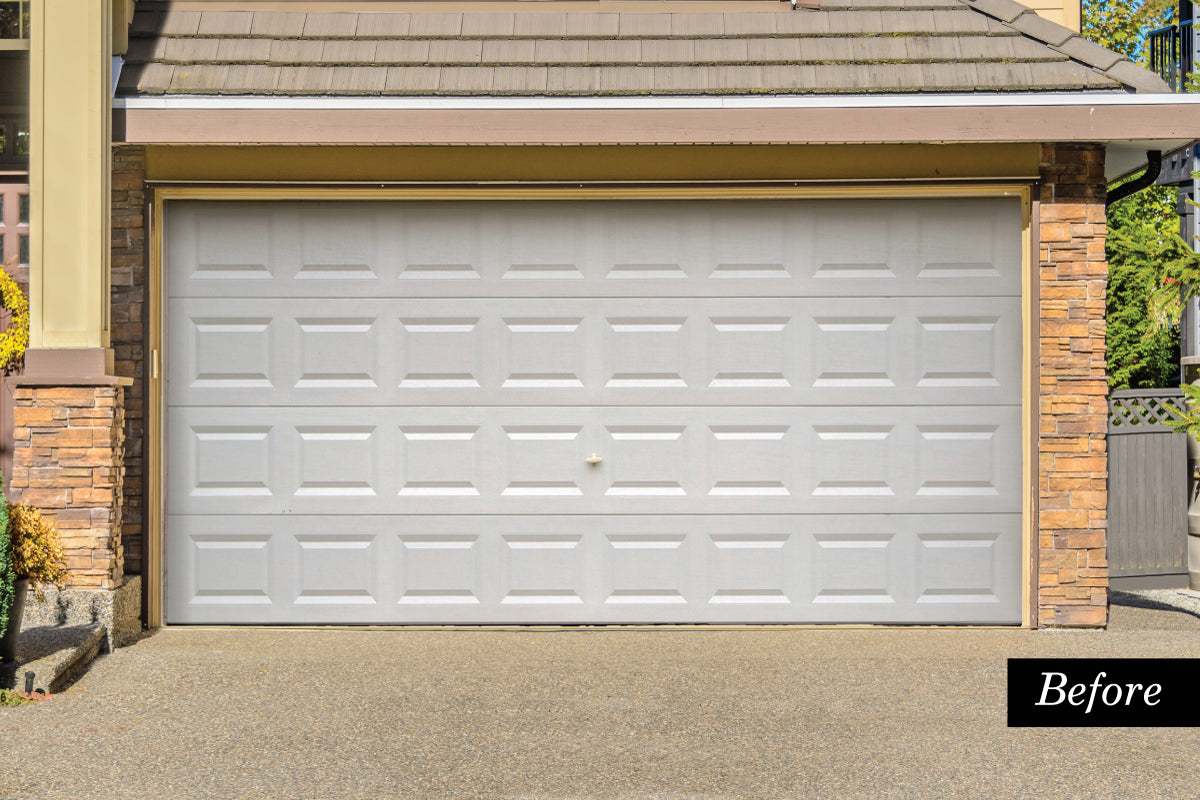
[166,198,1022,299]
[168,405,1022,517]
[167,296,1022,409]
[165,514,1023,625]
[164,197,1025,625]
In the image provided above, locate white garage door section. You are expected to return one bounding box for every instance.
[165,197,1025,625]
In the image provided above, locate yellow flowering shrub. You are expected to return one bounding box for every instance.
[0,256,28,375]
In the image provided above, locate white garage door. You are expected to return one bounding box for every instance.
[165,197,1024,625]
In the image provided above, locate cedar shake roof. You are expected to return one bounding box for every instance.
[118,0,1169,97]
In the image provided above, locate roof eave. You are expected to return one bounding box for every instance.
[115,93,1200,182]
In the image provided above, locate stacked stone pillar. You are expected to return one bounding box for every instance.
[1037,143,1109,627]
[10,385,125,587]
[8,379,139,649]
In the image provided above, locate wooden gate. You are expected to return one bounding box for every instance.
[1107,389,1188,579]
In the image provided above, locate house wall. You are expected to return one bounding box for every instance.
[112,144,145,576]
[111,141,1110,627]
[1029,0,1081,32]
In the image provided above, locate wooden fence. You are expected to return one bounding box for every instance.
[1107,389,1189,579]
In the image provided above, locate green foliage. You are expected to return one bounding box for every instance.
[1164,382,1200,439]
[1106,185,1185,388]
[0,689,33,706]
[1084,1,1188,388]
[0,472,11,638]
[1083,0,1175,63]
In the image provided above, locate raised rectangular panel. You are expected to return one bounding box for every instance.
[501,534,586,604]
[604,317,688,388]
[708,427,791,496]
[191,318,272,389]
[191,426,272,497]
[811,426,894,496]
[502,426,584,496]
[604,534,688,604]
[916,532,1002,604]
[397,534,482,604]
[708,317,790,388]
[295,426,377,497]
[399,318,482,389]
[294,535,377,604]
[401,211,482,280]
[191,209,272,280]
[812,533,895,604]
[813,317,895,387]
[813,209,893,279]
[501,318,585,389]
[606,208,688,279]
[604,426,688,496]
[192,534,272,603]
[399,426,480,496]
[915,426,1001,496]
[917,201,1010,279]
[711,209,789,278]
[296,318,377,389]
[917,316,1001,388]
[298,207,377,280]
[502,209,586,279]
[707,534,790,603]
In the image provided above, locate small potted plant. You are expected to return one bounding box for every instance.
[0,499,68,663]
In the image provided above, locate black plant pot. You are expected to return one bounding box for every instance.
[0,578,29,663]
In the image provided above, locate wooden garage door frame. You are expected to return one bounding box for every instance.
[144,182,1035,629]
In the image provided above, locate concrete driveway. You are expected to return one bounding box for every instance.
[2,600,1199,800]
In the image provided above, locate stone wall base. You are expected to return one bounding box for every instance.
[20,576,141,653]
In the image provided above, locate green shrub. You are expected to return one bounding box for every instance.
[0,471,12,636]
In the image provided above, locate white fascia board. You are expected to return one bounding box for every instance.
[114,93,1200,111]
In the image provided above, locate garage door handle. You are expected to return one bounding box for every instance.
[586,454,603,465]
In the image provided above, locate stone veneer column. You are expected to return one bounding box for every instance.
[11,385,125,587]
[1037,143,1109,627]
[8,380,139,649]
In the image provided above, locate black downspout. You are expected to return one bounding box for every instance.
[1106,150,1164,206]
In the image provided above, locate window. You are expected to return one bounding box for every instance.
[0,184,29,268]
[0,2,30,40]
[0,118,27,164]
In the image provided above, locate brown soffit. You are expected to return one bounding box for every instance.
[141,143,1041,184]
[117,103,1200,149]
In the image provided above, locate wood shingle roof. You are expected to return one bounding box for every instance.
[118,0,1168,97]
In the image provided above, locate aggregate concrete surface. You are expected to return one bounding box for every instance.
[0,623,106,693]
[2,602,1199,800]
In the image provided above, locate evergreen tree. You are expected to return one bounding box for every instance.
[1106,186,1183,388]
[1085,0,1186,388]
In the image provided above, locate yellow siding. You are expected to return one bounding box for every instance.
[29,0,112,350]
[1029,0,1081,32]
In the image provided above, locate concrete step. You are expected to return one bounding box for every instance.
[0,624,107,694]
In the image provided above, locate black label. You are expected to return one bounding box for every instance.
[1008,659,1200,727]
